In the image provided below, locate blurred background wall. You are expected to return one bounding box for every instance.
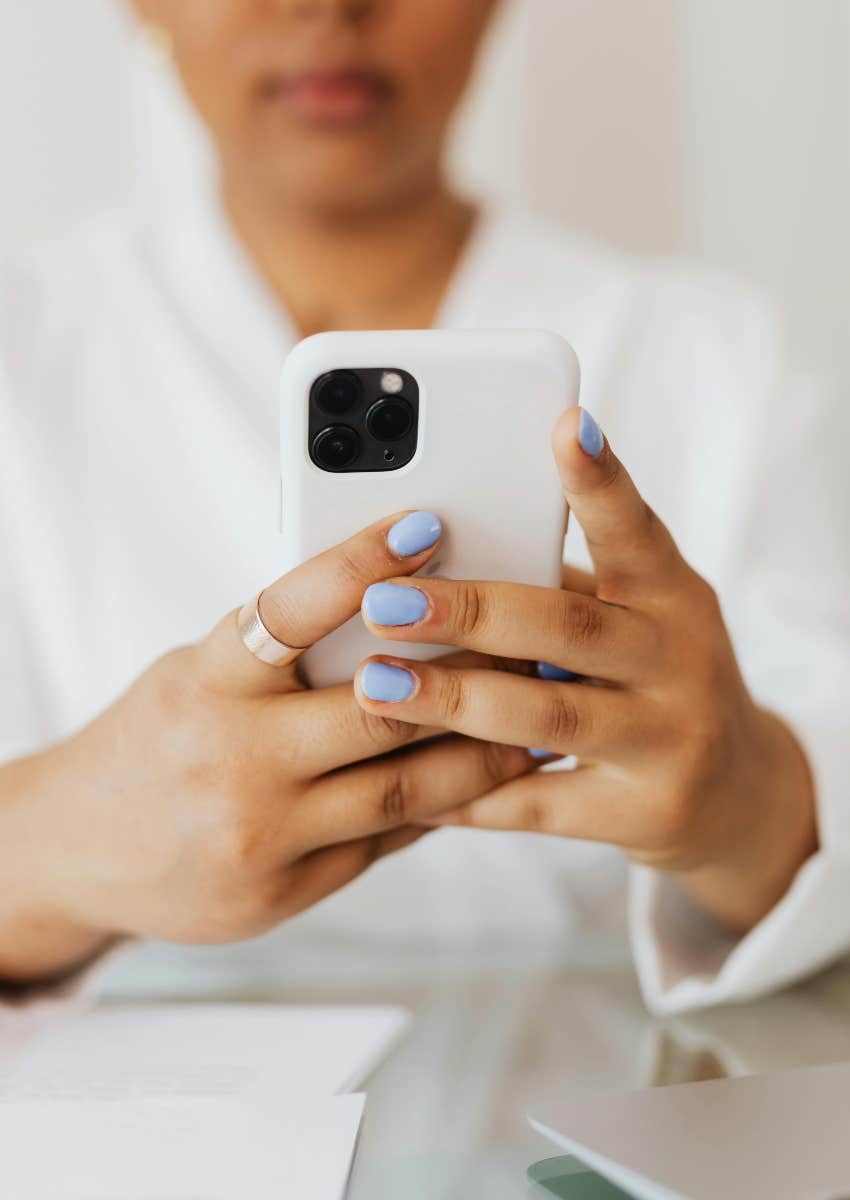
[1,0,848,396]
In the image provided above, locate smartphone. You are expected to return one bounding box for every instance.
[280,329,580,689]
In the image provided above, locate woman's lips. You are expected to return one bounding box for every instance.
[261,68,394,126]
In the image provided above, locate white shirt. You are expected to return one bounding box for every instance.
[1,195,849,1017]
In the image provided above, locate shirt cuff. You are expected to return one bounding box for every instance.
[629,850,850,1015]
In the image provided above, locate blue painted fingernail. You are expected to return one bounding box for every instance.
[388,511,442,557]
[529,748,555,760]
[363,582,428,626]
[361,661,415,702]
[537,662,580,682]
[578,409,604,458]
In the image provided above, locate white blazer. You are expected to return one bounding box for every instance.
[1,195,848,1017]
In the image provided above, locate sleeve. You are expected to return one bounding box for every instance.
[628,301,850,1015]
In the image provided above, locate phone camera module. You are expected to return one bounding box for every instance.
[307,367,418,473]
[366,397,414,443]
[312,425,360,471]
[313,371,361,416]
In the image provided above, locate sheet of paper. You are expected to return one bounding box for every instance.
[1,1092,365,1200]
[530,1059,850,1200]
[0,1003,409,1101]
[0,1004,408,1199]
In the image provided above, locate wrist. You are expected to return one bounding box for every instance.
[678,709,818,934]
[0,748,114,986]
[0,909,115,989]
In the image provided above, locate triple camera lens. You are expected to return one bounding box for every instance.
[365,398,413,443]
[309,368,418,473]
[312,425,360,471]
[314,371,361,417]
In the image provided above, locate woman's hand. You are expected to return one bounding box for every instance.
[0,512,535,984]
[354,410,818,934]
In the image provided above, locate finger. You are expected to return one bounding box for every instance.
[552,407,684,595]
[361,576,652,684]
[261,650,521,778]
[355,658,649,760]
[282,826,428,916]
[266,682,442,776]
[419,768,647,847]
[291,735,534,850]
[200,509,444,697]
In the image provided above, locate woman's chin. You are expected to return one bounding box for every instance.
[239,146,421,219]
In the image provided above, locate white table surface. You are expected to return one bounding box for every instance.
[95,935,850,1199]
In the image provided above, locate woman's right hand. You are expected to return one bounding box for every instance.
[0,512,534,984]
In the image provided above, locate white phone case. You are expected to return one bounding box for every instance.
[280,329,580,688]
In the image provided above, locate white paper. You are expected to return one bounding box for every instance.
[0,1003,409,1100]
[0,1004,408,1200]
[1,1093,366,1200]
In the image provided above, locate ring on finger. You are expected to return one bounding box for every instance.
[237,592,308,667]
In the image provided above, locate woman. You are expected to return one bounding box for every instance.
[1,0,847,1015]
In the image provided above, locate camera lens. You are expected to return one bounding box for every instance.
[366,398,414,443]
[313,371,361,417]
[312,425,360,471]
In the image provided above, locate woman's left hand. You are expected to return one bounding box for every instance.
[354,407,818,933]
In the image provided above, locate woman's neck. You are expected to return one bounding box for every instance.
[221,177,476,337]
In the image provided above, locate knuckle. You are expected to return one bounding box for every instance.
[562,594,604,650]
[542,693,582,748]
[359,707,418,750]
[178,705,244,788]
[140,648,197,718]
[333,545,369,589]
[377,768,411,825]
[440,670,470,723]
[451,580,486,639]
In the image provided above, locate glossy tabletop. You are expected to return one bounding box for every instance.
[348,951,850,1198]
[102,936,850,1200]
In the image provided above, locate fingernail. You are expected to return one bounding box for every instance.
[537,662,580,682]
[361,661,416,702]
[388,511,442,557]
[578,409,604,458]
[363,582,428,626]
[529,748,557,760]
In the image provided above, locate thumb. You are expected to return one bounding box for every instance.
[553,407,681,593]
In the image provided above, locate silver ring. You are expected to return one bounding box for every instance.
[237,593,306,667]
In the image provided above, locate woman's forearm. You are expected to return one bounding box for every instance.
[676,711,818,934]
[0,751,111,986]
